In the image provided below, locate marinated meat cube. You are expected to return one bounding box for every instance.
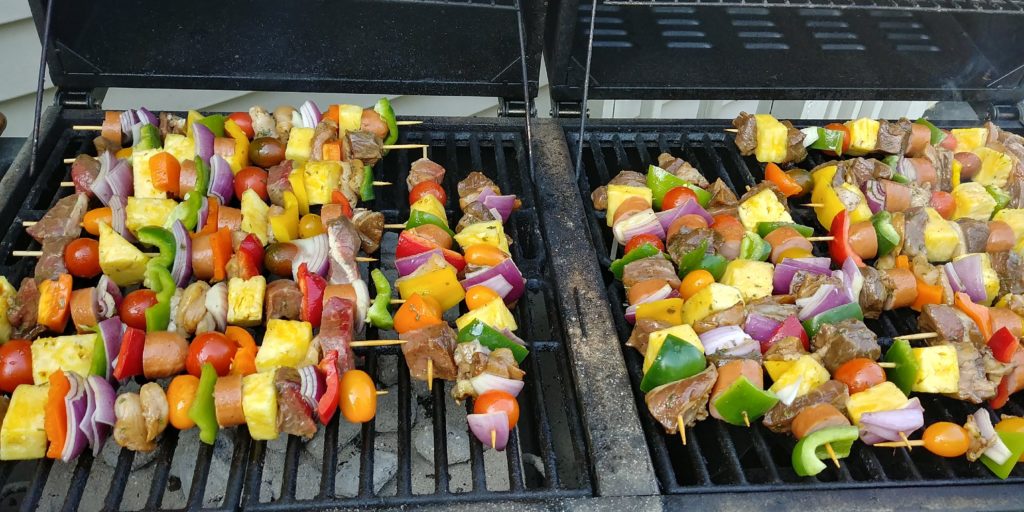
[925,145,955,193]
[346,131,382,166]
[657,153,708,189]
[453,341,488,401]
[457,172,502,211]
[309,119,339,162]
[918,304,985,348]
[9,278,43,340]
[783,120,808,163]
[811,319,880,373]
[626,318,672,355]
[746,296,798,323]
[93,135,120,154]
[706,178,739,209]
[789,271,841,300]
[34,236,74,283]
[315,297,357,374]
[763,380,849,434]
[838,158,892,189]
[351,208,384,254]
[858,266,888,319]
[764,336,808,362]
[899,207,929,260]
[264,279,302,321]
[667,227,719,268]
[876,119,912,155]
[942,341,1010,404]
[622,256,681,290]
[70,154,100,198]
[693,303,746,335]
[956,219,990,254]
[732,112,757,155]
[275,367,317,439]
[267,160,294,207]
[406,158,446,191]
[26,192,87,244]
[326,216,362,285]
[456,201,497,233]
[400,323,458,382]
[592,170,648,211]
[645,364,718,434]
[990,251,1024,297]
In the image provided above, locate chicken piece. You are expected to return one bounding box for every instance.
[626,319,672,355]
[249,106,276,139]
[158,112,186,138]
[140,382,169,442]
[175,281,213,337]
[114,392,157,452]
[274,106,296,143]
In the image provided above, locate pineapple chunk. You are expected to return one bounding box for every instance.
[0,384,49,460]
[950,182,996,221]
[644,324,703,373]
[680,283,744,325]
[410,195,448,226]
[98,221,150,286]
[126,197,178,236]
[606,185,652,227]
[951,128,988,153]
[721,260,774,301]
[764,360,795,382]
[847,382,909,424]
[845,118,880,156]
[768,355,829,399]
[227,276,266,327]
[753,114,788,163]
[972,147,1016,189]
[132,148,167,199]
[337,104,364,133]
[924,207,959,263]
[636,298,684,325]
[456,298,517,332]
[284,127,316,163]
[255,319,313,372]
[0,276,16,343]
[163,134,194,163]
[453,220,509,254]
[30,334,96,384]
[738,188,794,232]
[240,189,270,245]
[242,372,279,440]
[993,209,1024,241]
[303,161,342,205]
[911,345,959,394]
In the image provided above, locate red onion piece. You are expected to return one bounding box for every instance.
[109,195,136,243]
[137,107,158,126]
[196,196,210,232]
[859,397,924,445]
[300,101,322,128]
[944,262,965,295]
[951,254,986,303]
[460,259,526,304]
[88,376,116,455]
[862,180,886,215]
[82,376,98,449]
[96,275,122,320]
[299,365,326,421]
[208,155,235,205]
[974,408,1013,465]
[120,110,139,141]
[467,411,510,451]
[699,325,748,355]
[795,284,849,320]
[481,193,517,223]
[613,210,665,245]
[291,234,330,278]
[62,373,90,462]
[773,257,832,295]
[744,313,782,343]
[835,257,864,304]
[395,248,444,277]
[170,220,193,288]
[97,316,124,380]
[469,373,525,398]
[192,122,215,162]
[655,198,714,230]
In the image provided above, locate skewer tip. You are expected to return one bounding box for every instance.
[742,411,751,428]
[491,429,497,450]
[877,362,897,368]
[824,442,841,469]
[677,414,687,445]
[802,203,825,208]
[893,332,938,341]
[805,236,834,242]
[427,359,434,392]
[899,431,913,451]
[725,128,738,133]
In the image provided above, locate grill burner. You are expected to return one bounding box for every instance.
[567,119,1024,494]
[0,113,590,510]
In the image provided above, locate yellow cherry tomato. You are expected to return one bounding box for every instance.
[922,421,970,458]
[299,214,325,238]
[996,417,1024,461]
[166,374,200,430]
[340,369,377,423]
[464,244,508,268]
[778,247,813,262]
[465,285,502,310]
[679,269,714,300]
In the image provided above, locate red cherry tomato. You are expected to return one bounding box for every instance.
[939,131,957,151]
[0,340,34,393]
[833,357,886,394]
[624,234,664,254]
[824,123,852,155]
[662,186,698,210]
[234,166,269,201]
[187,332,238,377]
[473,390,520,429]
[930,191,955,219]
[228,112,254,139]
[63,238,101,278]
[119,290,158,331]
[409,181,447,205]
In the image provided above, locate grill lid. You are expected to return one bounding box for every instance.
[544,0,1024,103]
[27,0,545,99]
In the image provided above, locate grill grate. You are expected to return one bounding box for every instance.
[603,0,1024,14]
[0,113,591,511]
[566,120,1024,494]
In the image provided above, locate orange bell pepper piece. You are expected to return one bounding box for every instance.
[211,227,233,282]
[331,190,354,219]
[911,278,942,312]
[45,371,71,459]
[115,147,133,160]
[38,274,73,333]
[765,163,802,197]
[322,141,342,161]
[464,244,509,268]
[955,291,992,341]
[197,197,220,236]
[324,105,340,123]
[150,151,182,196]
[895,254,910,270]
[392,293,444,334]
[225,326,258,376]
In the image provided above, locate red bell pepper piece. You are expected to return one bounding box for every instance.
[988,327,1019,363]
[954,292,992,342]
[112,327,146,381]
[395,231,466,272]
[828,209,864,268]
[318,350,341,424]
[297,263,327,328]
[331,191,354,219]
[991,374,1012,409]
[236,233,265,279]
[762,315,810,353]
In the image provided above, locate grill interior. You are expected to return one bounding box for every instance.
[566,120,1024,494]
[0,113,591,511]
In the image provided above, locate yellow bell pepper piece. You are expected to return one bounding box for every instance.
[285,127,316,163]
[764,360,795,382]
[635,298,684,325]
[454,220,509,254]
[410,195,449,227]
[606,184,652,227]
[768,355,829,400]
[185,110,204,138]
[397,266,465,312]
[288,165,311,215]
[951,158,961,189]
[269,190,300,242]
[810,165,871,230]
[845,118,880,156]
[456,298,517,332]
[847,382,909,424]
[754,114,788,163]
[224,119,250,173]
[644,324,703,373]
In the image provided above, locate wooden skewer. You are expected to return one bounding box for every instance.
[57,179,391,188]
[384,223,407,230]
[805,236,834,242]
[894,332,938,341]
[742,411,751,428]
[74,120,426,130]
[350,339,406,348]
[390,299,406,305]
[877,362,897,368]
[376,389,388,396]
[802,203,824,208]
[874,439,925,448]
[14,250,159,257]
[725,128,738,133]
[356,257,376,263]
[491,429,497,450]
[396,121,423,126]
[899,431,913,451]
[427,359,434,392]
[677,414,687,446]
[824,442,841,469]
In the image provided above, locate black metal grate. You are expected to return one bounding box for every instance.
[566,119,1024,494]
[604,0,1024,14]
[0,112,591,511]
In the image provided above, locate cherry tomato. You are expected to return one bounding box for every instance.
[939,131,957,151]
[711,214,745,242]
[778,247,813,262]
[233,166,268,201]
[663,186,698,211]
[409,181,447,205]
[299,214,325,238]
[187,332,238,377]
[833,358,886,394]
[120,290,158,330]
[0,340,33,393]
[624,234,664,254]
[680,269,714,300]
[83,207,112,237]
[930,191,955,219]
[227,112,254,139]
[464,244,508,267]
[824,123,852,155]
[340,369,377,423]
[473,390,520,429]
[466,285,501,310]
[996,417,1024,461]
[264,243,298,277]
[612,196,651,225]
[166,374,200,430]
[249,137,285,168]
[627,279,669,306]
[923,421,970,458]
[785,169,813,197]
[64,238,101,278]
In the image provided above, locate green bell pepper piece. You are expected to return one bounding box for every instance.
[639,334,706,393]
[457,319,529,363]
[792,425,859,477]
[368,269,394,330]
[611,243,662,280]
[697,254,728,281]
[374,98,399,147]
[196,114,226,138]
[808,127,845,155]
[164,191,202,231]
[144,266,176,332]
[987,185,1010,215]
[137,226,176,270]
[194,158,210,197]
[682,184,711,209]
[871,211,900,258]
[647,165,687,210]
[406,209,455,238]
[913,118,945,145]
[883,339,919,395]
[135,124,162,151]
[981,431,1024,479]
[756,222,814,239]
[89,333,106,377]
[712,376,779,426]
[360,165,376,202]
[881,155,901,170]
[189,362,219,445]
[890,173,910,185]
[739,232,771,261]
[675,239,709,278]
[801,302,863,338]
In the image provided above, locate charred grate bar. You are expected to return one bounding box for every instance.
[566,119,1024,494]
[604,0,1024,14]
[0,112,590,511]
